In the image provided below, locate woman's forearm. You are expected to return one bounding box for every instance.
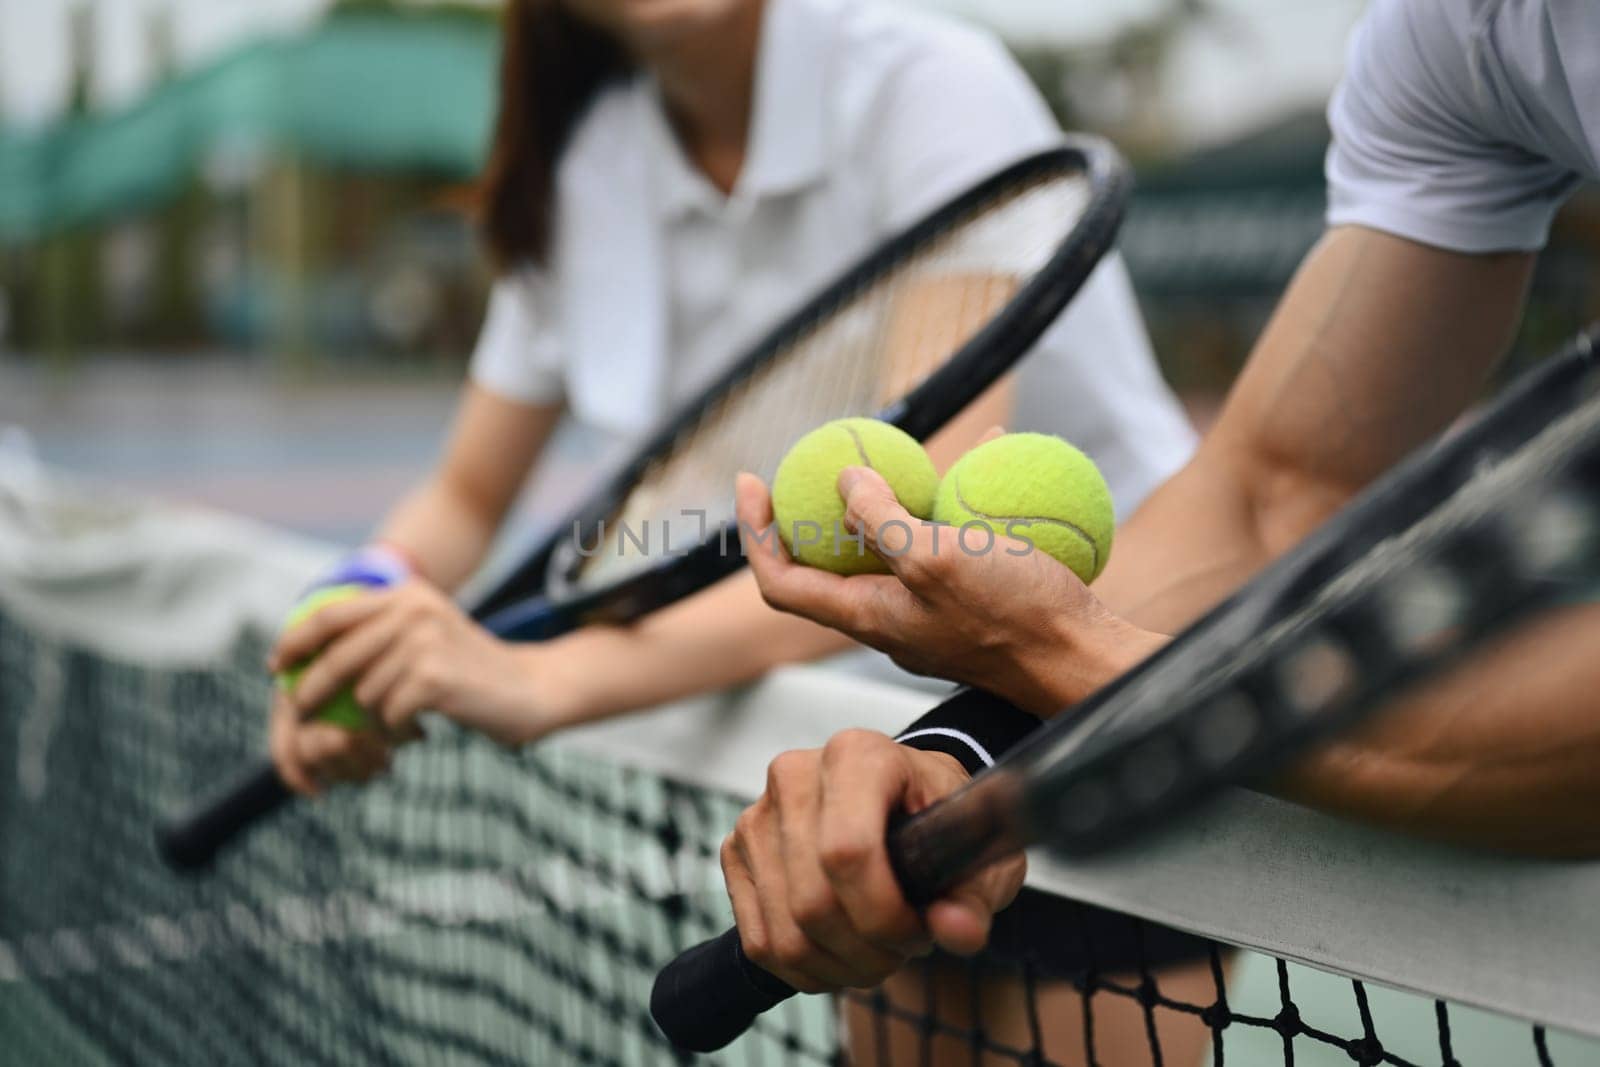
[375,387,563,592]
[377,480,504,593]
[525,571,856,729]
[522,377,1016,727]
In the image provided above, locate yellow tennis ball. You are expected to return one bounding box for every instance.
[771,418,939,575]
[933,433,1114,583]
[274,582,372,731]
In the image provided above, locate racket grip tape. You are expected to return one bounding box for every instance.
[154,760,291,872]
[650,928,798,1052]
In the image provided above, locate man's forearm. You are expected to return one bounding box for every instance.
[1277,602,1600,858]
[1091,442,1280,635]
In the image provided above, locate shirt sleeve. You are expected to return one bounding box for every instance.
[467,271,567,406]
[1325,0,1579,254]
[863,24,1062,231]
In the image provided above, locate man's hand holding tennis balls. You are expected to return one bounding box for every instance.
[738,449,1163,717]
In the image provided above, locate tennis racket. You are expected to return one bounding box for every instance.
[652,326,1600,1052]
[153,138,1133,872]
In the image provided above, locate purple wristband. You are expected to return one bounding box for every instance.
[304,543,412,596]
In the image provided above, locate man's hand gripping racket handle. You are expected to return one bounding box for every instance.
[651,759,1025,1052]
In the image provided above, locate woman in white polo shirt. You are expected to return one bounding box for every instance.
[268,0,1210,1059]
[270,0,1195,787]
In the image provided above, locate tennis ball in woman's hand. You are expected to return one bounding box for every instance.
[275,582,372,730]
[933,433,1114,583]
[771,418,939,574]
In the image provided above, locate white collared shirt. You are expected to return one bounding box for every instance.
[1327,0,1598,253]
[471,0,1196,516]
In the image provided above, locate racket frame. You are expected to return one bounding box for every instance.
[155,138,1133,871]
[474,140,1130,637]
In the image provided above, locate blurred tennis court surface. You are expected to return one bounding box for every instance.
[2,457,1596,1066]
[0,358,608,546]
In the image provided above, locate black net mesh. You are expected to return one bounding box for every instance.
[0,605,1585,1066]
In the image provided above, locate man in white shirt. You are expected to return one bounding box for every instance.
[1328,0,1595,253]
[719,0,1600,994]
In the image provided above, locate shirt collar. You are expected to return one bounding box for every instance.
[644,0,834,219]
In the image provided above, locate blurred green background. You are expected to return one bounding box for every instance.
[4,0,1597,380]
[1,0,1597,541]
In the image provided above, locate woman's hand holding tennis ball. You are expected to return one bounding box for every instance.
[273,583,378,731]
[267,578,574,795]
[268,582,395,796]
[744,421,1165,713]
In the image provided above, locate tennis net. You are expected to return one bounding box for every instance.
[1,461,1597,1066]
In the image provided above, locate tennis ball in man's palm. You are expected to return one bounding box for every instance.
[274,582,372,730]
[771,418,939,575]
[933,433,1114,583]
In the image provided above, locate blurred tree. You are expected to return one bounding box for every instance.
[38,2,106,364]
[330,0,496,23]
[1013,0,1229,162]
[145,5,208,349]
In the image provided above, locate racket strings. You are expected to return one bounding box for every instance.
[577,171,1092,589]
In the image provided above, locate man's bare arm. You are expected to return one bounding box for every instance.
[731,224,1600,854]
[1093,227,1600,856]
[1096,225,1534,632]
[1275,602,1600,857]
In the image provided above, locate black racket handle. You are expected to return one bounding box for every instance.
[154,761,290,872]
[648,928,799,1052]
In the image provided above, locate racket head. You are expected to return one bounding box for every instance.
[474,139,1131,634]
[150,140,1130,876]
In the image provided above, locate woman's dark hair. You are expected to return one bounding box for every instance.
[478,1,632,271]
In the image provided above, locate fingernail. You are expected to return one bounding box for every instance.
[837,467,864,493]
